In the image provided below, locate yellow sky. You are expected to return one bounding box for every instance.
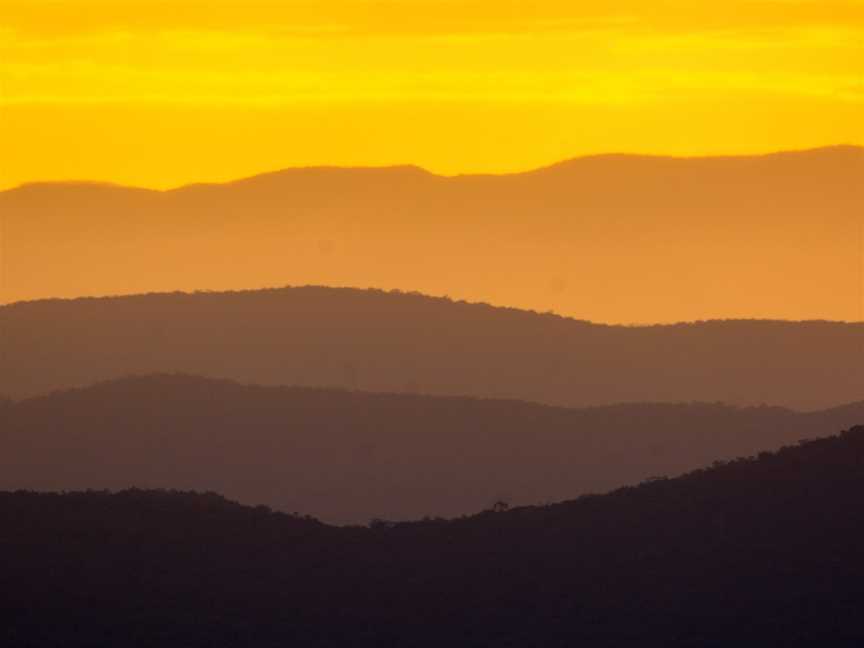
[1,0,863,189]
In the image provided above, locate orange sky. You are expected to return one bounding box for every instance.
[1,0,863,189]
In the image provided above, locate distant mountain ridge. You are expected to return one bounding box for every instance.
[3,424,864,646]
[3,373,863,523]
[2,145,862,322]
[2,286,862,409]
[9,145,860,192]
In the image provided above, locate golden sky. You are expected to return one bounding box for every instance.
[1,0,863,189]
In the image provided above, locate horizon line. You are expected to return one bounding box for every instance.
[3,143,861,194]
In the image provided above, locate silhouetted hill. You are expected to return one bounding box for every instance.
[3,374,863,523]
[2,146,862,323]
[3,426,864,647]
[2,286,862,409]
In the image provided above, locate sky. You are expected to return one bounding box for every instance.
[1,0,863,189]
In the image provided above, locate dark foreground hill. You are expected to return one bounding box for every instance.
[3,374,863,523]
[2,146,863,323]
[2,286,863,409]
[3,426,864,647]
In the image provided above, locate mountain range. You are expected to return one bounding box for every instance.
[3,373,863,523]
[4,425,864,646]
[3,286,862,409]
[3,146,862,323]
[3,144,864,645]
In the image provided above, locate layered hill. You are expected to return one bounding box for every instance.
[2,146,862,323]
[3,374,863,523]
[2,287,862,409]
[3,426,864,646]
